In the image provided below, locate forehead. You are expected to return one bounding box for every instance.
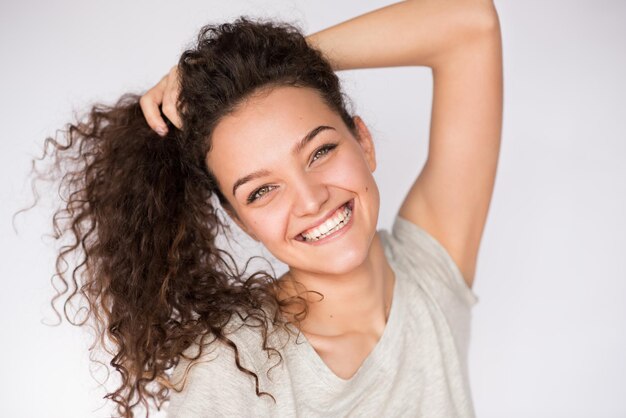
[206,86,345,184]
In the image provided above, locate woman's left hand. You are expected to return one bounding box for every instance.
[139,65,183,136]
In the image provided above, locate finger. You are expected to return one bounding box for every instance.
[162,67,183,129]
[139,76,169,136]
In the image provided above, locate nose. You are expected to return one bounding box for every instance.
[291,173,330,218]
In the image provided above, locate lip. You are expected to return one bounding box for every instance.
[295,198,354,241]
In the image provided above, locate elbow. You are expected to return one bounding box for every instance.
[443,1,502,45]
[473,2,501,36]
[453,2,501,47]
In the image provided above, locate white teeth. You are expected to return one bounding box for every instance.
[301,204,352,242]
[322,219,334,234]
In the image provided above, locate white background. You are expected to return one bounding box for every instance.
[1,0,625,417]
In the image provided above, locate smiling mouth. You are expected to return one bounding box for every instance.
[295,199,354,242]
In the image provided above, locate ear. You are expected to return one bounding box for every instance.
[353,115,377,172]
[223,205,259,241]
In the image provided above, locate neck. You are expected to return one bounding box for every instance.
[277,232,395,338]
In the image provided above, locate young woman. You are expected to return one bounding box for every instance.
[36,0,502,416]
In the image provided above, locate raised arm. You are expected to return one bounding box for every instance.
[305,0,503,288]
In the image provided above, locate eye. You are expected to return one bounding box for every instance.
[311,143,338,164]
[247,185,276,204]
[245,143,338,204]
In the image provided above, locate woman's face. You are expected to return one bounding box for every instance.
[206,85,380,276]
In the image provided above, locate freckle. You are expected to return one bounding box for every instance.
[366,187,369,192]
[330,314,333,318]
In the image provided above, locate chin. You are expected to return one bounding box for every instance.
[294,239,373,276]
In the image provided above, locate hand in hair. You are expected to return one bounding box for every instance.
[139,64,183,136]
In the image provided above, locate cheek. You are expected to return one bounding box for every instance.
[329,148,380,218]
[325,149,375,191]
[245,205,290,243]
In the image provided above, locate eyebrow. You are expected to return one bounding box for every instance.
[231,125,336,197]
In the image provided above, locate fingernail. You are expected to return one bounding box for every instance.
[156,127,167,136]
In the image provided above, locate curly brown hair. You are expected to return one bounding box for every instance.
[22,16,359,417]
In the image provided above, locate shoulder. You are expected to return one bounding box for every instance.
[166,322,275,417]
[379,216,479,359]
[379,215,479,308]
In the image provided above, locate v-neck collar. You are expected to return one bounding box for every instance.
[287,246,405,393]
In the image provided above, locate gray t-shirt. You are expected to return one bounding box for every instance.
[166,215,479,417]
